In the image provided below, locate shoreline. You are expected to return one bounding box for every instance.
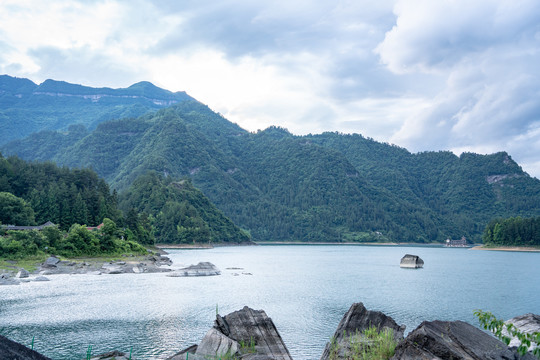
[471,245,540,252]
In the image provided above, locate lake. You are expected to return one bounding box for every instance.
[1,245,539,359]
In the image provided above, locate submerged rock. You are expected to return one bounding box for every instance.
[0,273,20,286]
[504,313,540,353]
[88,350,131,360]
[320,302,405,360]
[33,276,50,282]
[0,334,51,359]
[391,320,536,360]
[167,262,221,277]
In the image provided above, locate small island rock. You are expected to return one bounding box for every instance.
[167,262,221,277]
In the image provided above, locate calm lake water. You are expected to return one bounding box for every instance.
[1,245,539,359]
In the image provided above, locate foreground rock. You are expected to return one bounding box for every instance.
[167,262,221,277]
[391,320,536,360]
[504,313,540,353]
[0,334,51,360]
[320,302,405,360]
[168,306,292,360]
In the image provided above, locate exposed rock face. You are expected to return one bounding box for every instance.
[504,313,540,353]
[320,302,405,360]
[167,262,221,277]
[391,320,536,360]
[0,334,52,360]
[170,306,292,360]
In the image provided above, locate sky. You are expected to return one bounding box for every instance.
[1,0,540,177]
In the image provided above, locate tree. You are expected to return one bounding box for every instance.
[0,191,35,225]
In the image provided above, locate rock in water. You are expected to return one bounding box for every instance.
[400,254,424,268]
[0,273,20,286]
[391,320,537,360]
[88,350,131,360]
[215,306,293,360]
[171,306,292,360]
[504,313,540,353]
[167,262,221,277]
[16,268,30,278]
[320,302,405,360]
[0,334,52,359]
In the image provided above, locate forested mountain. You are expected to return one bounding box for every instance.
[120,172,250,244]
[0,75,193,145]
[0,153,119,229]
[3,78,540,243]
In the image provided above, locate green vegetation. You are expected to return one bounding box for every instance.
[329,327,397,360]
[475,310,540,358]
[482,216,540,247]
[4,78,540,243]
[0,218,146,259]
[119,172,250,244]
[0,153,120,230]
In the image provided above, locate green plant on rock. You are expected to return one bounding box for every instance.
[329,326,396,360]
[474,310,540,358]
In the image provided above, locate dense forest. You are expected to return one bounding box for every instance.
[0,154,250,257]
[4,77,540,244]
[483,216,540,246]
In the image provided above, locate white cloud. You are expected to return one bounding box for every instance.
[1,0,540,177]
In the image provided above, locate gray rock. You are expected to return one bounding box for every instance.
[168,262,221,277]
[504,313,540,353]
[16,268,30,278]
[400,254,424,268]
[0,334,52,359]
[196,328,240,358]
[0,274,20,286]
[391,320,536,360]
[88,350,131,360]
[42,256,60,268]
[320,302,405,360]
[166,345,207,360]
[34,276,50,282]
[101,264,125,274]
[216,306,292,360]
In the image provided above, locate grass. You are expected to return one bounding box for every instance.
[329,326,397,360]
[0,254,48,272]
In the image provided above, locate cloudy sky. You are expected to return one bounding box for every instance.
[1,0,540,177]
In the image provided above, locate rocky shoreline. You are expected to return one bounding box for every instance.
[1,302,538,359]
[0,253,228,285]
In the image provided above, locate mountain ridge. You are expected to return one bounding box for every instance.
[3,76,540,243]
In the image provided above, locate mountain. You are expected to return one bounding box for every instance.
[0,75,194,145]
[4,95,540,243]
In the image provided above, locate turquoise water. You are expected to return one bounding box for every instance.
[1,245,539,359]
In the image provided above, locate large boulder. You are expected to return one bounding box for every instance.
[391,320,536,360]
[173,306,292,360]
[504,313,540,353]
[195,328,239,358]
[216,306,292,360]
[0,334,52,360]
[42,256,60,268]
[320,302,405,360]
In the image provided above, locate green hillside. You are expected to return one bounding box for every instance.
[5,102,540,243]
[0,75,193,145]
[3,78,540,243]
